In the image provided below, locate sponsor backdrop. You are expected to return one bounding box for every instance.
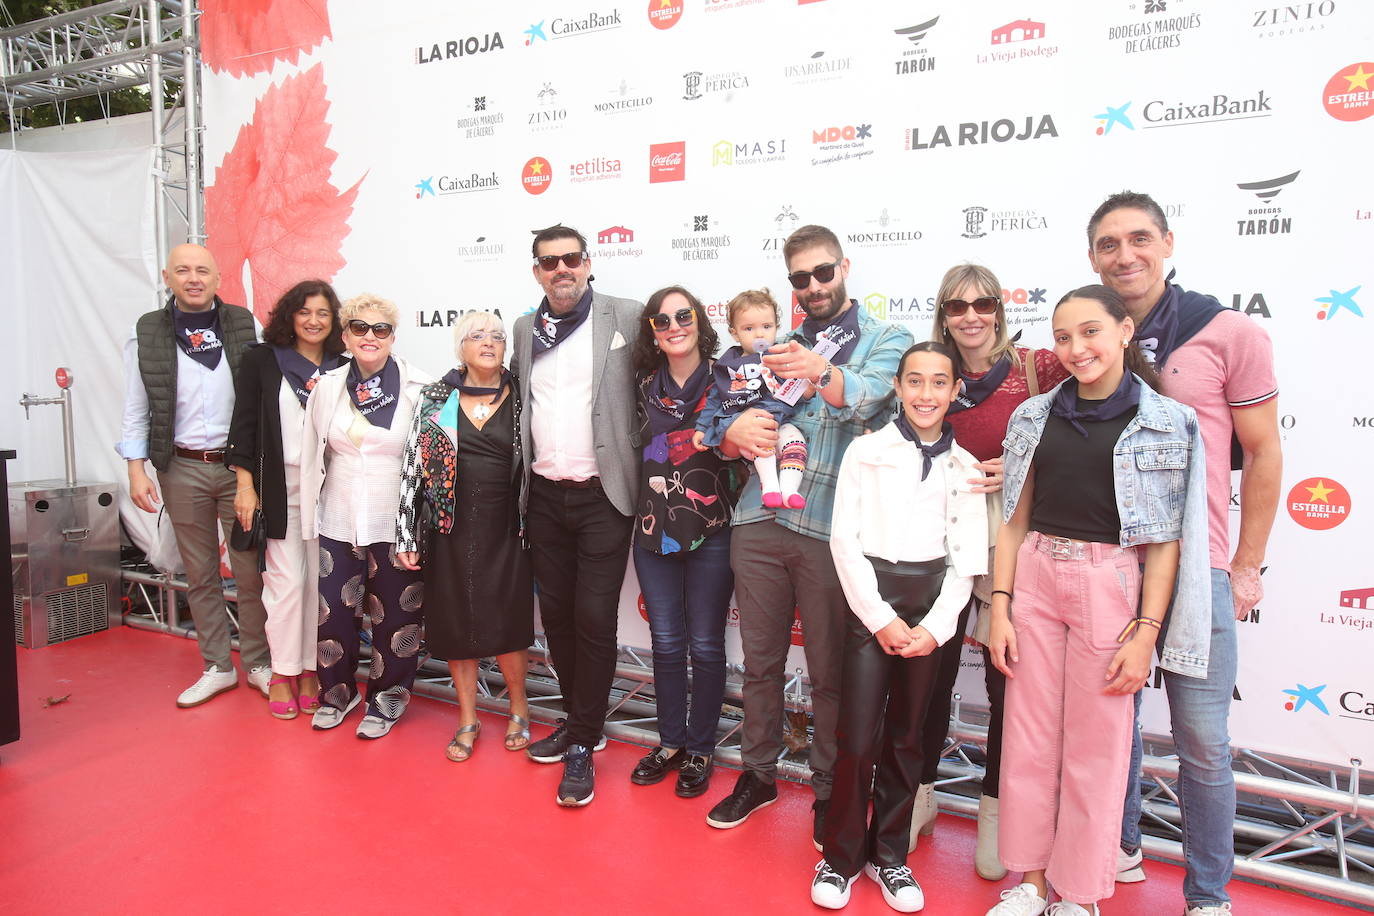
[198,0,1372,768]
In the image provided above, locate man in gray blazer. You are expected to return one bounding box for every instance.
[511,224,642,807]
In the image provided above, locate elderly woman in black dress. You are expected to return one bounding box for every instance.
[397,310,533,761]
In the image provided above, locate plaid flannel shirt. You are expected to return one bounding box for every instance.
[731,304,913,541]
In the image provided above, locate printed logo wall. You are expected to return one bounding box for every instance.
[200,0,1373,768]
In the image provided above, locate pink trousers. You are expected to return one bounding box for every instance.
[1000,532,1140,905]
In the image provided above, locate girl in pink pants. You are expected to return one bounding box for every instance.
[985,286,1207,916]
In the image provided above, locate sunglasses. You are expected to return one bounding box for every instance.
[942,296,1000,317]
[346,320,395,339]
[786,259,841,290]
[647,307,696,332]
[534,251,586,271]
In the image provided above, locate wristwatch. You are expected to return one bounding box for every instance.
[813,362,835,389]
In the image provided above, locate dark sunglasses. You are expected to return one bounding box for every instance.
[346,320,394,339]
[647,307,696,332]
[534,251,586,271]
[787,259,841,290]
[942,296,1000,317]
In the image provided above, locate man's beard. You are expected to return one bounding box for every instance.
[801,280,848,324]
[547,277,588,313]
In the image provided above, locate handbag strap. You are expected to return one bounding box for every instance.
[1025,350,1040,398]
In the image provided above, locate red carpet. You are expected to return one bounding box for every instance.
[0,627,1352,915]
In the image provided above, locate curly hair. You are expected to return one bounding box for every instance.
[260,280,345,354]
[631,286,719,376]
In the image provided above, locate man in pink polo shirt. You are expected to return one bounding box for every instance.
[1087,191,1282,916]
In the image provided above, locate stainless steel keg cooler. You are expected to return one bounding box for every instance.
[10,368,121,648]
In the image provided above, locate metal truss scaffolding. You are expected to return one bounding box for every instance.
[121,568,1374,908]
[1,0,203,270]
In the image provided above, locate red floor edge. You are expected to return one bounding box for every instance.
[0,626,1356,915]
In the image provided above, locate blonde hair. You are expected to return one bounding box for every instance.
[929,264,1022,371]
[340,292,400,327]
[451,310,506,365]
[726,288,779,328]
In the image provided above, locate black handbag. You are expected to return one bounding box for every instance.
[415,498,437,568]
[230,453,267,570]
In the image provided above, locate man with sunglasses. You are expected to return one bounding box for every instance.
[1087,191,1280,916]
[118,243,271,708]
[705,225,914,850]
[511,224,644,807]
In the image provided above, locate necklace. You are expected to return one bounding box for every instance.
[473,403,490,421]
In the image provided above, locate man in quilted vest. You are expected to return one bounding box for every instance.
[117,243,271,708]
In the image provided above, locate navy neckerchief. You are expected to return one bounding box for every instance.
[273,346,342,408]
[440,367,512,402]
[171,298,225,370]
[531,287,593,356]
[1050,371,1142,437]
[1134,269,1226,369]
[947,354,1013,415]
[347,356,401,428]
[644,359,711,437]
[799,299,862,366]
[894,416,955,481]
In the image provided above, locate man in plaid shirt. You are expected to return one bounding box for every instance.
[705,225,913,844]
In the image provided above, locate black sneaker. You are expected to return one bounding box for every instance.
[527,718,608,764]
[811,860,857,909]
[812,798,830,852]
[675,754,714,798]
[705,770,778,828]
[863,862,924,912]
[557,744,595,806]
[631,746,685,785]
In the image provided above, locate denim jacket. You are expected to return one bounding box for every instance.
[1000,377,1211,679]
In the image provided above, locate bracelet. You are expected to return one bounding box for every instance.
[991,589,1013,601]
[1116,616,1163,644]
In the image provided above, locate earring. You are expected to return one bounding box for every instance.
[653,339,661,349]
[1122,339,1130,349]
[994,322,1000,333]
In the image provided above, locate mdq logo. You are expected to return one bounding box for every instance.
[188,328,219,348]
[728,362,767,392]
[355,376,382,401]
[1281,682,1329,715]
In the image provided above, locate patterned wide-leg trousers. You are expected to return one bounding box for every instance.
[317,536,424,723]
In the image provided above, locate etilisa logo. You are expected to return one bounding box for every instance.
[1286,476,1351,529]
[713,137,787,167]
[649,142,686,182]
[811,123,874,167]
[415,31,504,64]
[1235,170,1298,237]
[1094,102,1134,135]
[1281,682,1329,714]
[892,16,938,75]
[981,18,1059,63]
[568,156,622,184]
[906,114,1057,150]
[1323,62,1374,122]
[1314,286,1362,321]
[521,156,552,195]
[648,0,684,30]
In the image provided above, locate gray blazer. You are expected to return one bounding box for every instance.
[511,289,643,517]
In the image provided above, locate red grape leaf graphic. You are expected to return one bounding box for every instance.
[205,64,363,320]
[200,0,331,77]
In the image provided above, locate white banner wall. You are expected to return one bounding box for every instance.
[199,0,1373,768]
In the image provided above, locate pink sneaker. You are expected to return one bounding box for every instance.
[762,491,784,508]
[786,494,807,509]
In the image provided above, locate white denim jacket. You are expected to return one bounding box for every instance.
[829,422,989,645]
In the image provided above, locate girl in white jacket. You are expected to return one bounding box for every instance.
[811,341,989,912]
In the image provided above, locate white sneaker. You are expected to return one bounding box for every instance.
[1045,903,1098,916]
[1184,905,1232,916]
[311,691,362,730]
[176,666,238,708]
[246,665,273,698]
[986,883,1048,916]
[1116,846,1146,883]
[864,861,924,912]
[811,860,858,909]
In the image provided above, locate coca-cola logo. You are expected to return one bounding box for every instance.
[649,141,686,182]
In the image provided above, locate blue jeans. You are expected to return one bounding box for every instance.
[633,531,734,756]
[1122,567,1238,907]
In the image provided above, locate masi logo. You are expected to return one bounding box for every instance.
[713,137,787,167]
[892,17,938,74]
[906,115,1057,150]
[1235,170,1299,236]
[415,32,504,64]
[1253,1,1335,37]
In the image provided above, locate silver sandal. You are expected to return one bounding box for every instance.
[505,713,531,752]
[446,721,481,762]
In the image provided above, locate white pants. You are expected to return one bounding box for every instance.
[262,473,318,676]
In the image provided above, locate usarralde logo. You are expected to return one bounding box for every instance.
[1286,477,1351,529]
[648,0,684,29]
[521,157,552,194]
[1323,62,1374,122]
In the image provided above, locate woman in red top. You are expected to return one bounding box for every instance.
[909,264,1069,879]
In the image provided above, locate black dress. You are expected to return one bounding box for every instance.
[423,396,534,660]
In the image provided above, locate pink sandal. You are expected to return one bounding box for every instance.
[268,676,299,720]
[296,672,320,714]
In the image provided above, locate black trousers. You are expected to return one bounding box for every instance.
[918,597,1007,796]
[823,558,945,879]
[526,475,634,748]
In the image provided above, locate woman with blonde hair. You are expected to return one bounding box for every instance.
[301,292,432,738]
[397,310,533,761]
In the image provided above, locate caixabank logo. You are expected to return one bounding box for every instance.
[1314,285,1362,321]
[892,16,939,75]
[1139,89,1273,129]
[1286,477,1351,529]
[1280,682,1329,714]
[1323,62,1374,122]
[415,31,504,64]
[413,172,499,199]
[1282,680,1374,723]
[905,114,1057,150]
[1235,170,1299,237]
[525,9,623,45]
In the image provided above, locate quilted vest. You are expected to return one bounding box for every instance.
[135,297,257,471]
